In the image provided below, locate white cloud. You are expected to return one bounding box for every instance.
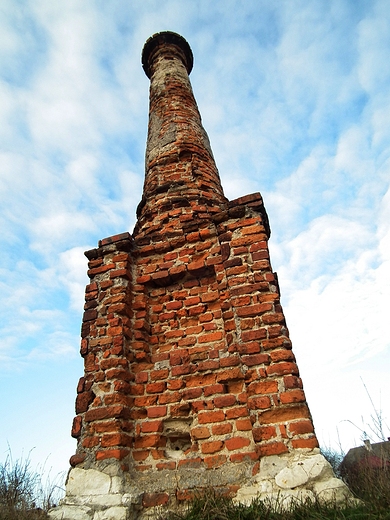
[1,1,390,474]
[58,247,89,312]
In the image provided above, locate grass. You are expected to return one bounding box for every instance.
[161,489,390,520]
[162,444,390,520]
[0,450,63,520]
[1,448,388,520]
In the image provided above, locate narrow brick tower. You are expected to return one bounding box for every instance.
[51,32,350,520]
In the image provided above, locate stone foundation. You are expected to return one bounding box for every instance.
[50,449,351,519]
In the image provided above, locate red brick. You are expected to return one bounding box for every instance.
[135,372,149,384]
[143,492,169,508]
[247,381,278,395]
[262,313,285,325]
[134,396,157,407]
[184,296,201,306]
[158,391,181,404]
[201,440,224,454]
[104,393,133,407]
[191,427,210,440]
[198,331,223,343]
[204,384,225,396]
[256,442,288,457]
[220,355,240,367]
[129,384,145,396]
[251,250,269,261]
[150,369,169,380]
[95,449,129,461]
[164,330,184,339]
[156,461,176,470]
[93,419,125,433]
[253,426,277,441]
[288,420,315,436]
[147,406,167,418]
[169,352,184,366]
[132,450,149,461]
[82,435,100,448]
[69,453,86,466]
[236,303,272,317]
[226,407,249,419]
[134,435,163,449]
[280,389,306,404]
[141,420,163,433]
[225,436,251,451]
[75,391,94,414]
[186,373,216,387]
[230,451,259,463]
[204,454,227,469]
[167,379,185,390]
[105,368,132,381]
[211,423,233,435]
[226,265,247,276]
[177,457,202,468]
[270,349,295,362]
[198,410,225,424]
[101,433,132,447]
[182,387,203,400]
[260,404,310,424]
[188,304,206,316]
[214,395,236,408]
[161,312,181,326]
[109,268,130,279]
[86,282,98,293]
[71,416,82,438]
[166,301,183,310]
[248,396,272,410]
[200,291,219,303]
[266,362,299,377]
[230,234,267,247]
[87,263,115,277]
[198,360,220,371]
[177,337,197,347]
[236,418,252,431]
[236,342,260,355]
[146,382,166,393]
[283,375,303,389]
[291,437,319,449]
[84,353,97,372]
[185,325,203,334]
[84,405,130,422]
[216,367,245,382]
[241,353,269,366]
[171,364,192,376]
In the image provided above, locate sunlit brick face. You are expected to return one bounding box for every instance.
[70,31,318,509]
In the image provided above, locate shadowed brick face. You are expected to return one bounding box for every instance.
[70,31,318,505]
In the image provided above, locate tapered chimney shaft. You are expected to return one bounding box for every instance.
[135,32,227,235]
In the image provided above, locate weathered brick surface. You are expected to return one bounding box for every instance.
[68,30,318,506]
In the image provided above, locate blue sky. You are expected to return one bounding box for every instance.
[1,0,389,482]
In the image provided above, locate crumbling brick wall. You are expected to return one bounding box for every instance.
[50,33,350,520]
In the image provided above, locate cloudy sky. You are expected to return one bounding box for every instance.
[1,0,389,482]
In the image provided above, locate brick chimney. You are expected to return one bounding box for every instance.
[135,31,227,237]
[50,32,351,520]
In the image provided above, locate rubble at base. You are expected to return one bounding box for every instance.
[49,449,353,520]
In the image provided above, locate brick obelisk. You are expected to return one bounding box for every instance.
[50,32,350,520]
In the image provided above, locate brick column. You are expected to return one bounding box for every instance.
[135,31,228,237]
[70,233,135,470]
